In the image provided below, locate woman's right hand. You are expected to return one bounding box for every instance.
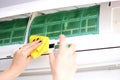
[49,34,77,80]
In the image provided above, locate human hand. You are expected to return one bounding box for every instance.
[10,40,41,76]
[0,40,42,80]
[49,34,77,80]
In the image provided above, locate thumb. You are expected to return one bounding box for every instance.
[49,51,55,65]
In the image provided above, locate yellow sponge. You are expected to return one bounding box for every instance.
[29,35,50,59]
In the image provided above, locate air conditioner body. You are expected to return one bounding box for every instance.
[0,1,120,79]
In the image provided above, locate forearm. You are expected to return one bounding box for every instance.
[0,67,22,80]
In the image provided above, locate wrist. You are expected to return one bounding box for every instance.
[8,66,23,78]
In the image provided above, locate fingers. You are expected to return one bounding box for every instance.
[18,40,41,56]
[25,42,42,56]
[20,40,41,51]
[59,34,67,50]
[58,34,76,56]
[49,52,55,65]
[63,44,76,56]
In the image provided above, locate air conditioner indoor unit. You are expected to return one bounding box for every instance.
[0,0,120,76]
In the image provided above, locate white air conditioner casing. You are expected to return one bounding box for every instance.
[0,1,120,80]
[0,34,120,74]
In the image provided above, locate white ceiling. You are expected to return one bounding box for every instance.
[0,0,34,8]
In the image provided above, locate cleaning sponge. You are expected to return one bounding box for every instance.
[29,35,50,59]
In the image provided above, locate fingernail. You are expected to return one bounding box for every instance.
[37,38,39,40]
[33,39,35,42]
[39,40,42,43]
